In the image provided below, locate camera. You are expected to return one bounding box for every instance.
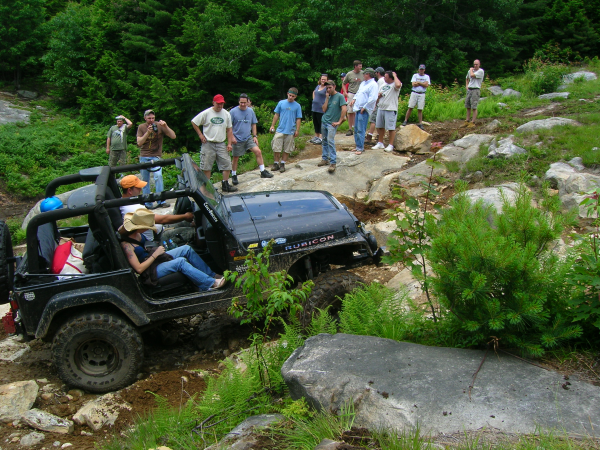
[152,123,158,132]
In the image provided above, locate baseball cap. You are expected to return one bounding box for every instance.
[340,72,346,78]
[364,68,376,76]
[375,67,385,75]
[419,64,426,70]
[143,109,155,117]
[213,94,225,103]
[120,175,147,189]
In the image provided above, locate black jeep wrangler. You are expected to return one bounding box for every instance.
[0,154,381,393]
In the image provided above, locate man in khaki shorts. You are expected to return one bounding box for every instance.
[402,64,430,130]
[464,59,484,127]
[342,60,364,135]
[191,94,238,192]
[269,87,302,173]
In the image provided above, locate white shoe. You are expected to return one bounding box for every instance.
[372,142,385,149]
[384,145,394,153]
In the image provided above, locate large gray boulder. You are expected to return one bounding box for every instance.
[462,182,521,214]
[538,92,569,100]
[502,88,521,98]
[515,117,580,134]
[282,333,600,436]
[487,86,504,96]
[16,90,38,99]
[563,71,598,84]
[72,393,132,431]
[487,135,526,159]
[544,162,577,189]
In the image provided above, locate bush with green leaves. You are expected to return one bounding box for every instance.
[522,57,570,96]
[426,183,581,356]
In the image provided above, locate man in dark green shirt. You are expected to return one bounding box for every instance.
[318,80,347,173]
[106,115,133,167]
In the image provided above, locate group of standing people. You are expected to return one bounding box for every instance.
[105,59,485,190]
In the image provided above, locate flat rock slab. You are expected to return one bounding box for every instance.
[0,337,30,361]
[21,408,74,434]
[282,334,600,436]
[463,183,521,214]
[563,71,598,84]
[538,92,569,100]
[234,153,409,199]
[0,380,39,423]
[515,117,580,133]
[0,100,31,125]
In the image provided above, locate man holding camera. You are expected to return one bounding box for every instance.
[106,115,133,167]
[136,109,177,209]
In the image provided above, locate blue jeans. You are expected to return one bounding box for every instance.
[155,245,216,291]
[354,110,370,151]
[321,123,337,164]
[140,156,165,208]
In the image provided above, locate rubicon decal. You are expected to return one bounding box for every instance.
[284,235,335,251]
[203,202,219,223]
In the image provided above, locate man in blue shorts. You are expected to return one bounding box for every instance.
[229,94,274,185]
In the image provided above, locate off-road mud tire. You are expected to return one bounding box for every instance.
[301,269,365,327]
[52,312,143,393]
[0,221,13,304]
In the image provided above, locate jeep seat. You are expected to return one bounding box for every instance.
[143,272,196,298]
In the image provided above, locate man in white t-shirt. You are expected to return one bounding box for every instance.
[464,60,485,127]
[366,67,387,143]
[119,175,194,243]
[373,71,402,153]
[191,94,237,192]
[402,64,430,130]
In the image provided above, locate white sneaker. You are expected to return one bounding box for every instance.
[384,145,394,153]
[372,142,385,149]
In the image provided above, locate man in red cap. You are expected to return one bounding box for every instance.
[191,95,237,192]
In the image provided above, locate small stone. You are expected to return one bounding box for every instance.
[65,395,74,401]
[67,390,84,399]
[20,431,45,446]
[223,349,230,357]
[61,443,72,448]
[80,431,93,436]
[181,376,188,383]
[42,384,56,393]
[53,441,61,447]
[36,379,48,384]
[41,393,54,401]
[592,147,599,151]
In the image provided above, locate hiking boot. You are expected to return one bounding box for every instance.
[467,121,476,128]
[402,121,408,126]
[231,174,238,185]
[221,180,238,192]
[280,164,286,173]
[417,124,424,130]
[328,164,336,173]
[460,120,470,128]
[372,142,385,150]
[272,162,280,171]
[318,159,329,167]
[260,170,274,178]
[345,129,354,136]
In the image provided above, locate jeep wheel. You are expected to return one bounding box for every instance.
[52,312,143,393]
[0,221,14,304]
[301,270,364,327]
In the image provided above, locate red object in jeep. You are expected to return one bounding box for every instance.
[2,311,16,334]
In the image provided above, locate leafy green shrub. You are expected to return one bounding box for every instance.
[426,183,581,356]
[522,58,570,96]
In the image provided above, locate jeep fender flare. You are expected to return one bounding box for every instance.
[35,285,150,339]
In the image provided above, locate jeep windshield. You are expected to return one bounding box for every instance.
[183,153,226,215]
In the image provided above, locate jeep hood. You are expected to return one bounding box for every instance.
[224,190,358,248]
